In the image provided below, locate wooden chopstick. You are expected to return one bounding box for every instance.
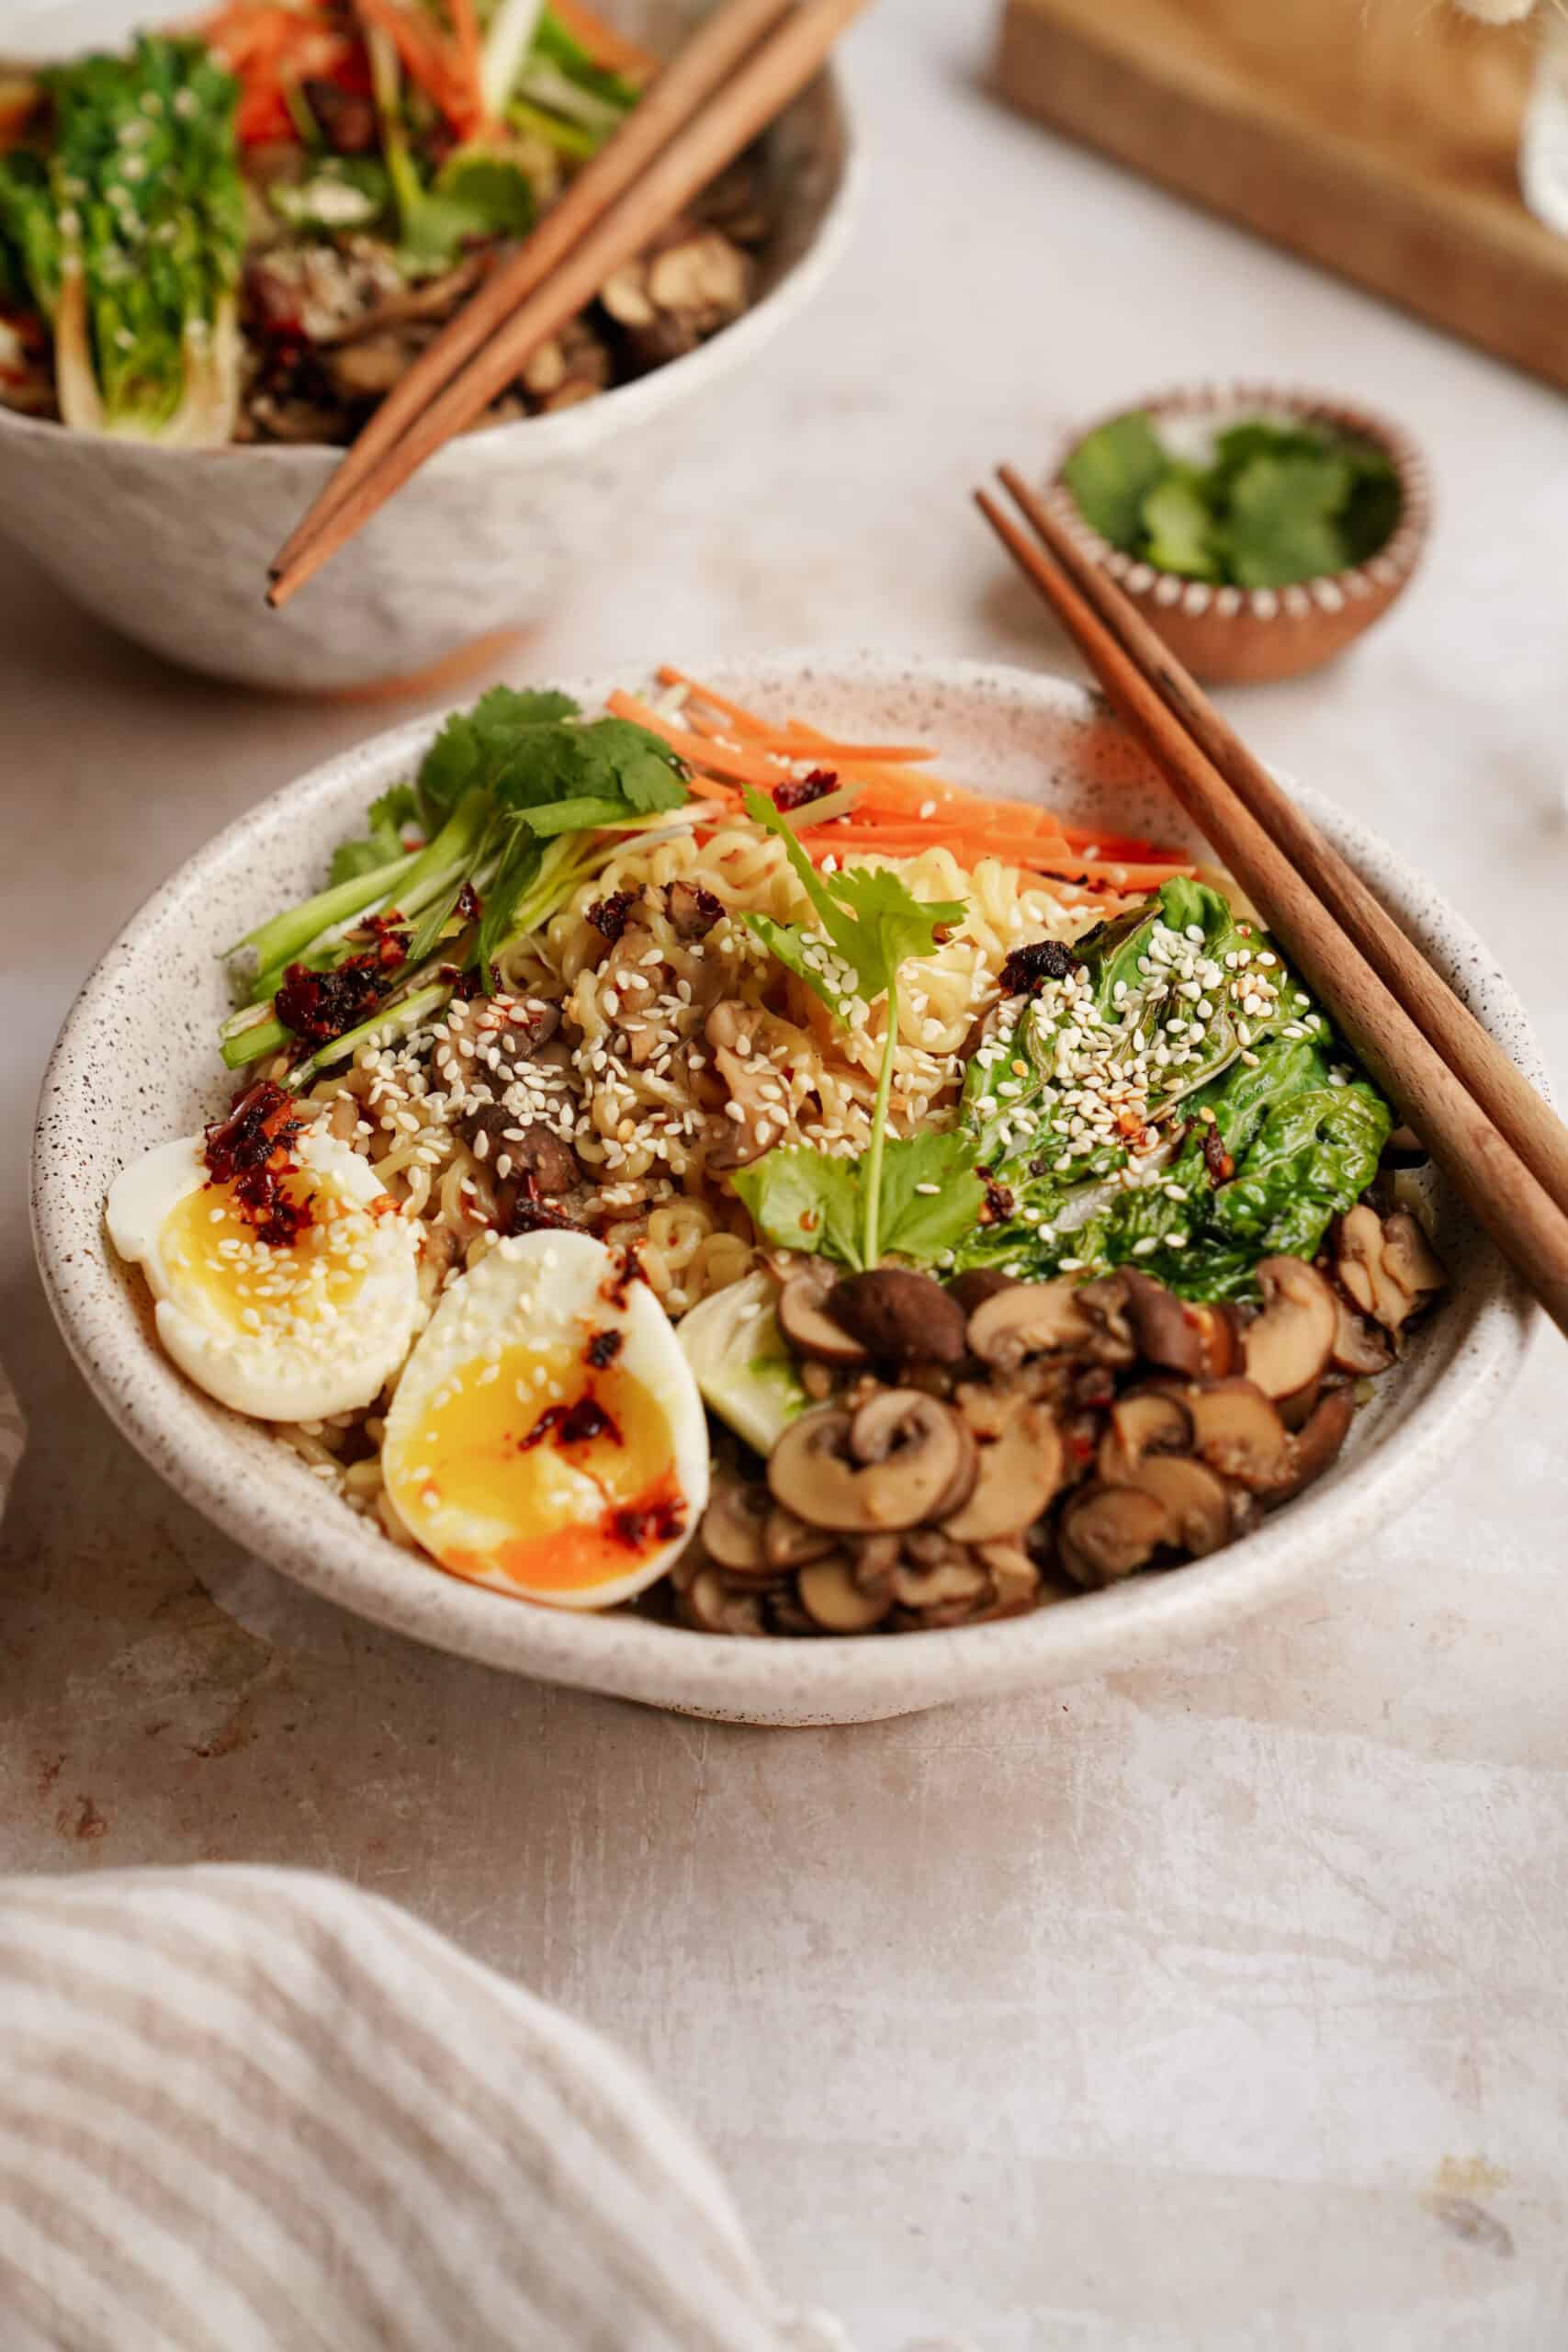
[998,464,1568,1231]
[976,476,1568,1342]
[268,0,869,608]
[269,0,795,585]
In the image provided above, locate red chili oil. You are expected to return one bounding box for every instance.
[610,1494,685,1551]
[999,937,1080,995]
[519,1393,623,1452]
[587,890,636,942]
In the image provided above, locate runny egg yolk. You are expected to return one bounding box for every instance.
[390,1340,682,1595]
[160,1174,376,1332]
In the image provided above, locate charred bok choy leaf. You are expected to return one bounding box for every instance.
[729,788,986,1271]
[218,687,691,1086]
[950,878,1391,1301]
[0,36,245,444]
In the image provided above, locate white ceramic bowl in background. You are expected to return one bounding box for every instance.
[33,657,1540,1724]
[0,2,857,694]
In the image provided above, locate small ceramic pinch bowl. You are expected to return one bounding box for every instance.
[0,0,858,695]
[33,657,1539,1726]
[1043,384,1431,686]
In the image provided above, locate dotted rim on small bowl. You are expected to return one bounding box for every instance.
[1045,381,1433,626]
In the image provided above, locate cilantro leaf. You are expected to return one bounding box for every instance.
[732,1148,864,1268]
[328,783,418,884]
[1141,472,1220,580]
[732,1130,985,1272]
[1225,451,1354,590]
[1062,411,1169,551]
[739,785,964,1011]
[417,687,581,826]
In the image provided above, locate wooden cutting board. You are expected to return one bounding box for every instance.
[995,0,1568,391]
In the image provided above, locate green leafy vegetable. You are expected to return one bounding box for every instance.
[733,1132,986,1274]
[1062,410,1403,588]
[1061,410,1169,549]
[949,880,1392,1301]
[328,785,418,885]
[0,35,245,445]
[366,25,534,272]
[677,1270,811,1455]
[734,786,967,1268]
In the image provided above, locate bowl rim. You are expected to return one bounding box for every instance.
[1045,381,1432,627]
[31,654,1540,1721]
[0,61,861,479]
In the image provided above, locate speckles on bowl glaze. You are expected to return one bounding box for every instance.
[30,656,1542,1726]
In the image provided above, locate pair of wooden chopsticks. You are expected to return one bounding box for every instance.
[268,0,869,608]
[976,468,1568,1343]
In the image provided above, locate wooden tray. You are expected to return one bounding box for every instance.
[995,0,1568,392]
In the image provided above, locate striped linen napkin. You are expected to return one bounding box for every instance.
[0,1865,858,2352]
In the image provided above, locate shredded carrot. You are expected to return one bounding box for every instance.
[607,693,797,789]
[354,0,468,124]
[547,0,660,82]
[446,0,488,130]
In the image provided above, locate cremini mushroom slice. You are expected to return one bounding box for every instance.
[1120,1268,1235,1379]
[974,1538,1043,1616]
[1335,1204,1444,1333]
[1240,1257,1337,1399]
[1057,1486,1171,1587]
[797,1552,893,1633]
[849,1391,976,1527]
[777,1268,870,1368]
[890,1555,991,1614]
[1182,1379,1292,1492]
[765,1407,862,1529]
[1075,1274,1137,1368]
[1132,1455,1232,1557]
[829,1269,969,1366]
[681,1567,767,1635]
[851,1532,902,1590]
[967,1278,1092,1371]
[945,1267,1019,1318]
[700,1482,773,1577]
[1271,1386,1357,1501]
[1096,1388,1194,1487]
[763,1504,838,1572]
[1330,1295,1395,1377]
[942,1405,1064,1543]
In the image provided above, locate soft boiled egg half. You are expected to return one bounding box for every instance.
[107,1129,423,1421]
[381,1229,708,1610]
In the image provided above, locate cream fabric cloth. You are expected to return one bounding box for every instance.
[0,1865,856,2352]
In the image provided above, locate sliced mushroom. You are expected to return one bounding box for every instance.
[700,1483,773,1577]
[967,1279,1091,1371]
[1076,1274,1137,1368]
[889,1554,990,1613]
[945,1267,1018,1317]
[1330,1294,1394,1376]
[849,1392,976,1527]
[1057,1486,1170,1587]
[973,1538,1042,1617]
[777,1268,869,1367]
[829,1269,968,1366]
[1335,1205,1446,1334]
[1241,1257,1337,1400]
[1182,1379,1292,1493]
[764,1505,837,1572]
[767,1396,970,1533]
[1270,1386,1356,1502]
[943,1405,1064,1543]
[1097,1389,1194,1488]
[680,1567,766,1635]
[851,1532,902,1590]
[1131,1455,1232,1558]
[1120,1268,1236,1378]
[664,879,724,940]
[797,1552,892,1632]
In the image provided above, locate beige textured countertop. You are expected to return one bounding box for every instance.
[4,6,1566,2345]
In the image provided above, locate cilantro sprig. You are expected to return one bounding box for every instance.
[220,686,691,1082]
[735,787,981,1270]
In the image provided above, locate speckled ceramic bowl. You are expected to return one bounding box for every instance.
[0,0,857,695]
[1044,385,1431,686]
[32,656,1540,1724]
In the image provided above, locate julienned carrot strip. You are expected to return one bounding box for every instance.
[607,692,799,788]
[447,0,486,125]
[547,0,660,80]
[655,669,776,740]
[355,0,465,119]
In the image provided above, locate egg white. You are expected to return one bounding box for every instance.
[382,1229,708,1609]
[107,1128,423,1422]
